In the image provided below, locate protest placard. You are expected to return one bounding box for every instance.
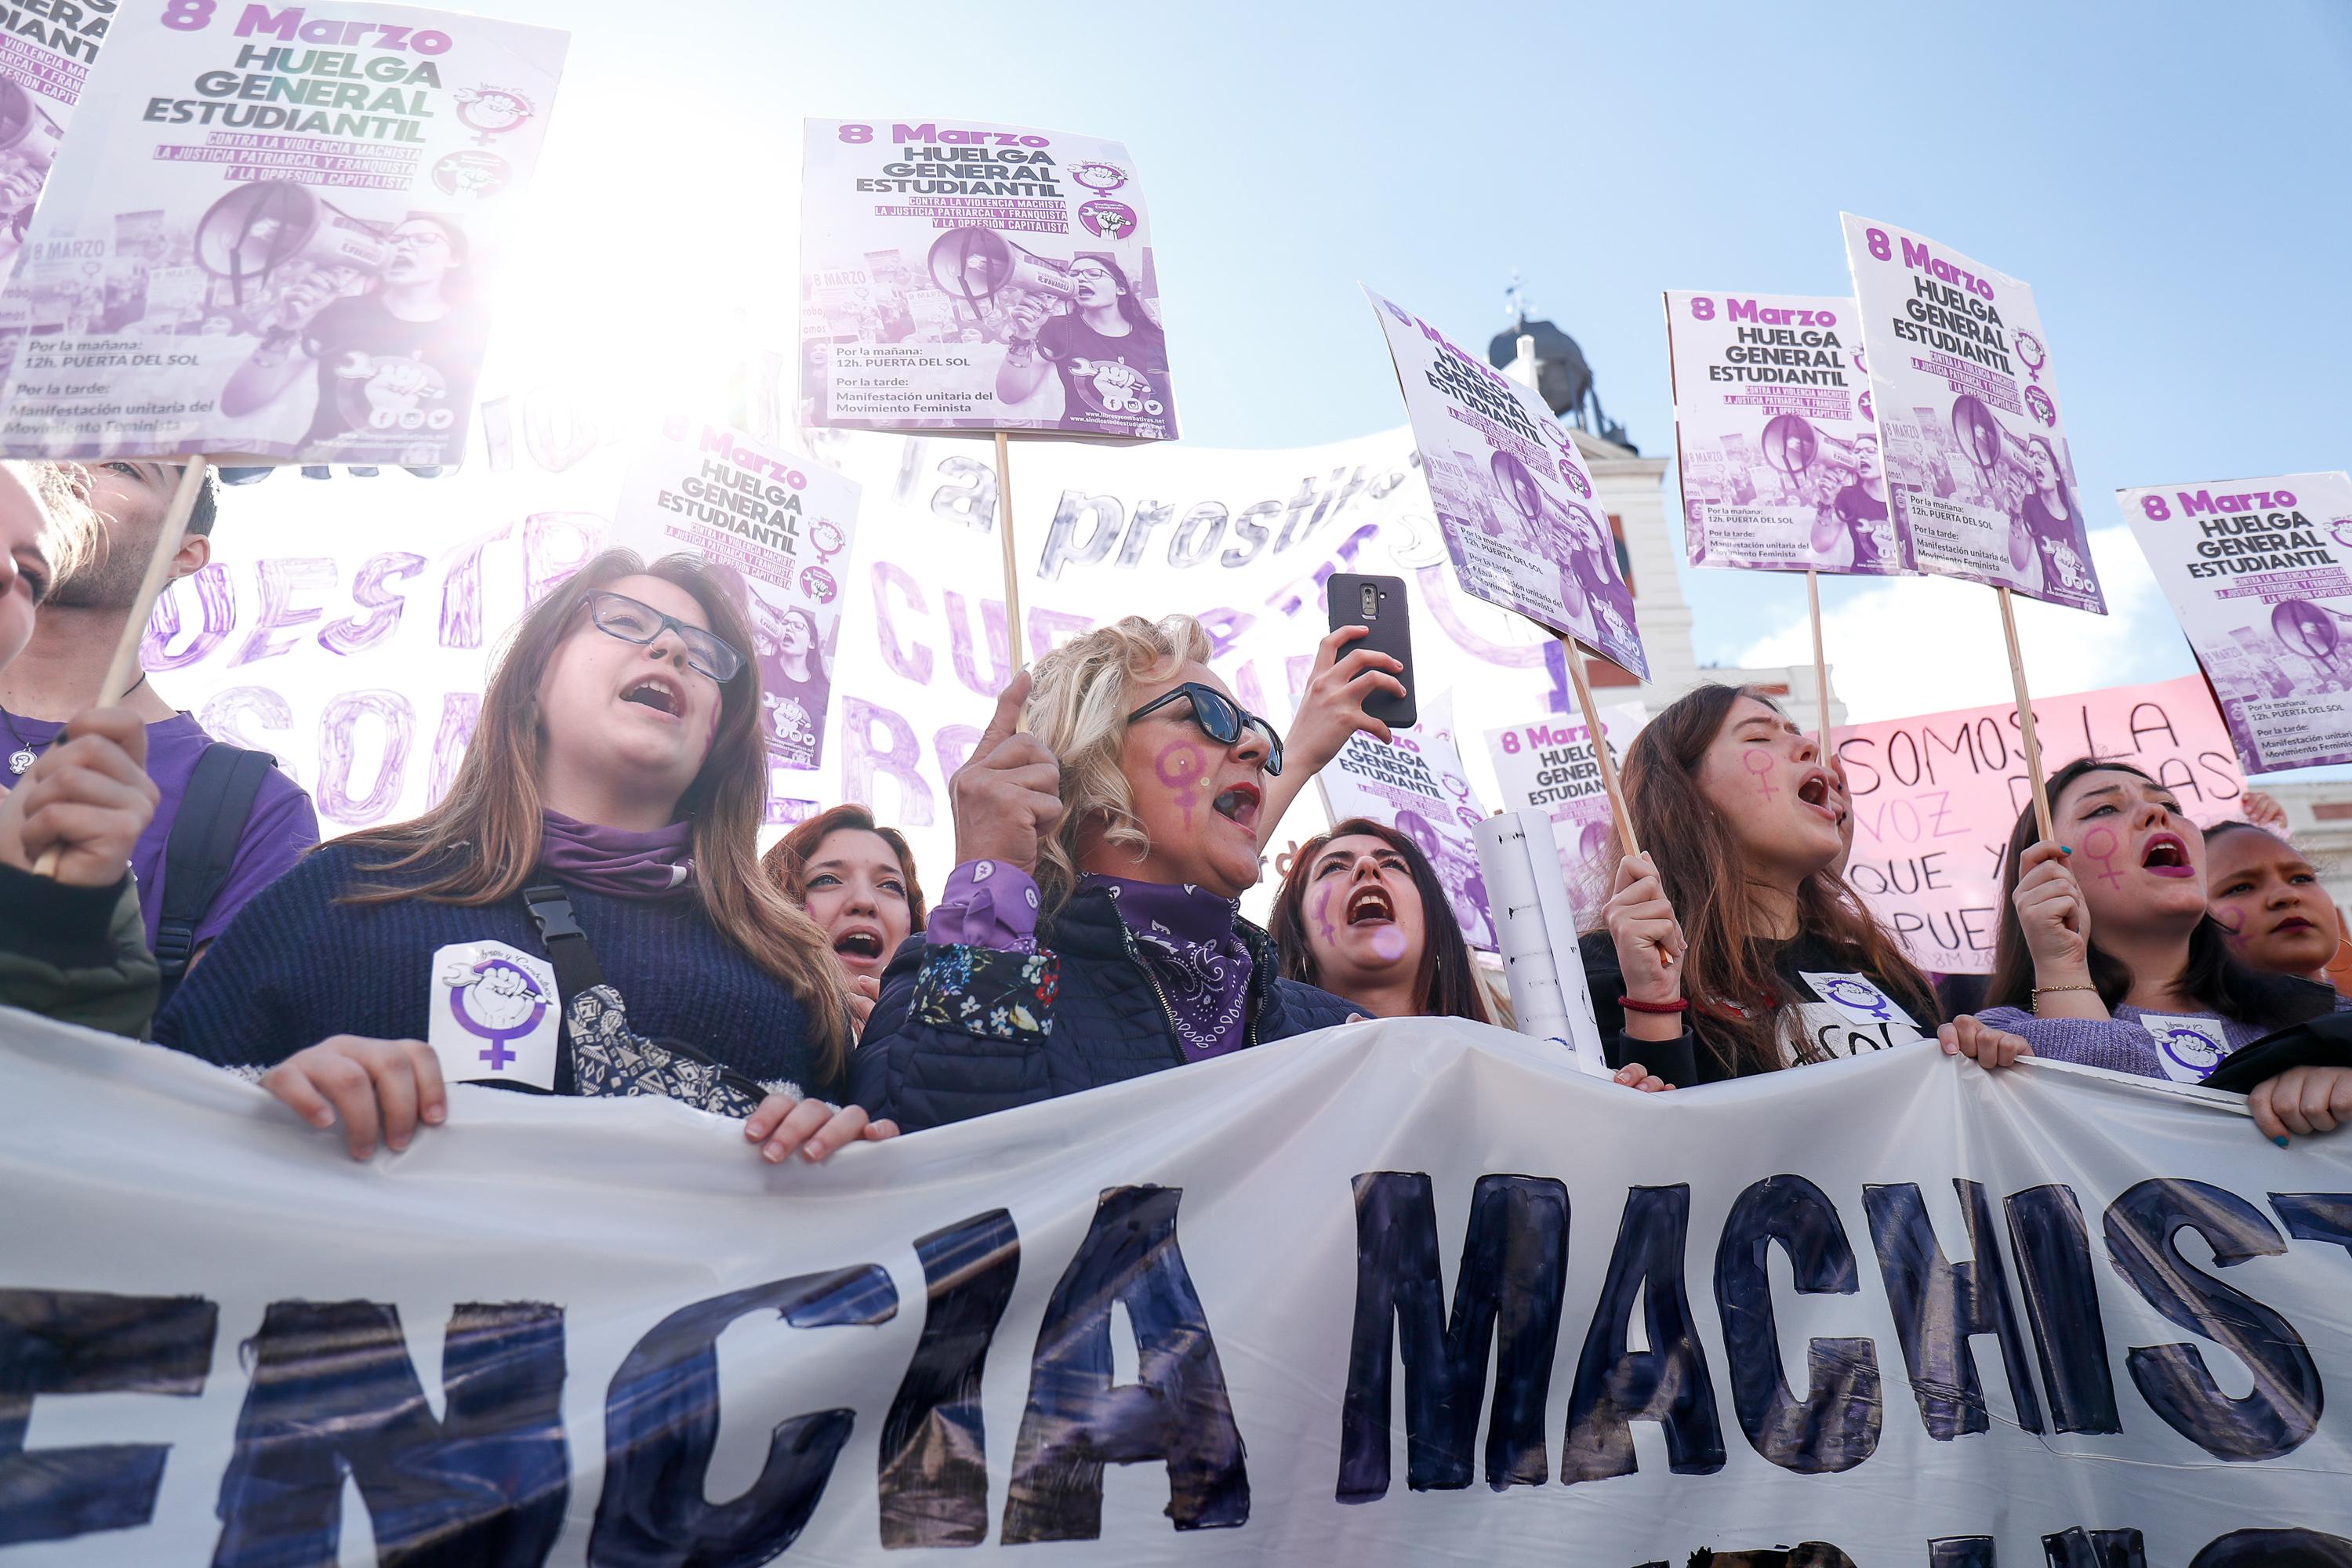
[608,417,861,771]
[1834,674,2243,973]
[0,0,108,283]
[1484,699,1645,916]
[2117,471,2352,775]
[1363,286,1648,681]
[0,2,567,465]
[800,118,1174,441]
[1663,290,1904,575]
[1321,692,1497,949]
[1839,216,2103,615]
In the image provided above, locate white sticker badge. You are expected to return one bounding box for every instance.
[1791,971,1927,1062]
[2137,1013,2232,1085]
[427,942,562,1091]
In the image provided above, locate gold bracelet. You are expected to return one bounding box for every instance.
[2031,983,2097,1007]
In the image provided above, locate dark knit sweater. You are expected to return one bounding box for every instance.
[154,841,840,1101]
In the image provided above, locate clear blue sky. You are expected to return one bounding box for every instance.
[492,0,2351,665]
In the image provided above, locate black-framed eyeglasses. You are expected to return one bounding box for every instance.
[583,591,746,684]
[1127,682,1284,776]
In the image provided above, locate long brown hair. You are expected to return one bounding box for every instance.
[1983,757,2332,1031]
[1268,818,1488,1022]
[1613,682,1936,1076]
[338,548,851,1076]
[764,803,928,932]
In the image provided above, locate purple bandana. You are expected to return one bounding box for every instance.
[540,810,694,900]
[1080,873,1254,1061]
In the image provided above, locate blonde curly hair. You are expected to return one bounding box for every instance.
[1025,612,1213,916]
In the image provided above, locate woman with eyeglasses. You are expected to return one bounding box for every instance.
[158,550,885,1166]
[855,613,1396,1132]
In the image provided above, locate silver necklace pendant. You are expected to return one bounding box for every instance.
[7,748,32,775]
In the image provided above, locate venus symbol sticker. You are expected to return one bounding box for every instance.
[427,941,562,1091]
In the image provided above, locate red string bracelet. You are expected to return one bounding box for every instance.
[1617,994,1690,1015]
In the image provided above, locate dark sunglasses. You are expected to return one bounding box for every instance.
[1127,682,1284,776]
[583,591,746,684]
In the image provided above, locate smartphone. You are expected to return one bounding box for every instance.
[1327,572,1417,731]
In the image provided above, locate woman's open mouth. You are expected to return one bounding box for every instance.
[1796,769,1836,822]
[1211,782,1260,833]
[621,675,683,720]
[2140,833,2194,878]
[833,929,886,967]
[1346,886,1394,927]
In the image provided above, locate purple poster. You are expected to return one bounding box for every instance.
[0,2,568,465]
[1664,289,1908,576]
[1840,214,2105,614]
[799,118,1175,441]
[1364,286,1649,680]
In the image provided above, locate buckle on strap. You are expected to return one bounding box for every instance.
[521,883,585,942]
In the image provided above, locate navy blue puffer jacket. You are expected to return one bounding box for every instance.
[851,881,1357,1132]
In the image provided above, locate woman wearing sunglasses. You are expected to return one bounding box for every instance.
[855,613,1395,1132]
[158,550,882,1166]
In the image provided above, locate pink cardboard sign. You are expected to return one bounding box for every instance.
[1834,674,2245,974]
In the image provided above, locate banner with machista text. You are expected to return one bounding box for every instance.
[5,1014,2352,1563]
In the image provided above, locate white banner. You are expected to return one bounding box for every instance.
[133,417,1580,927]
[2117,471,2352,775]
[0,2,568,463]
[1363,286,1649,679]
[1662,290,1902,575]
[6,1014,2352,1563]
[609,417,861,771]
[1840,216,2105,615]
[799,118,1174,440]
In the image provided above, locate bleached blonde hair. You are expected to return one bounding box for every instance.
[10,462,96,588]
[1025,612,1213,916]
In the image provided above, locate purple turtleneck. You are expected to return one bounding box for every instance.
[539,810,695,899]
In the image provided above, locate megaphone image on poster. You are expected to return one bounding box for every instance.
[800,119,1177,441]
[2118,471,2352,775]
[1662,289,1907,575]
[1837,215,2104,614]
[0,3,568,464]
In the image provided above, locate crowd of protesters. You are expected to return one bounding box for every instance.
[4,459,2348,1161]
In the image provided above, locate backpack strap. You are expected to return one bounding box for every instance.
[155,744,276,979]
[521,882,606,1001]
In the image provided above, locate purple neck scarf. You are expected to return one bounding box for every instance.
[1080,873,1255,1062]
[540,810,695,900]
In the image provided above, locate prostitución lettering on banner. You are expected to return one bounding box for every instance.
[7,1014,2352,1565]
[1483,699,1643,916]
[1839,216,2105,615]
[608,416,860,772]
[1835,673,2242,972]
[0,2,568,463]
[1663,289,1907,575]
[2118,470,2352,775]
[1321,692,1496,949]
[1363,285,1649,679]
[0,0,108,283]
[800,118,1174,440]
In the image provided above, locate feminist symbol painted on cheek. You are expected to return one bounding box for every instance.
[1155,740,1209,826]
[1311,881,1338,948]
[1743,748,1778,798]
[2080,826,2125,888]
